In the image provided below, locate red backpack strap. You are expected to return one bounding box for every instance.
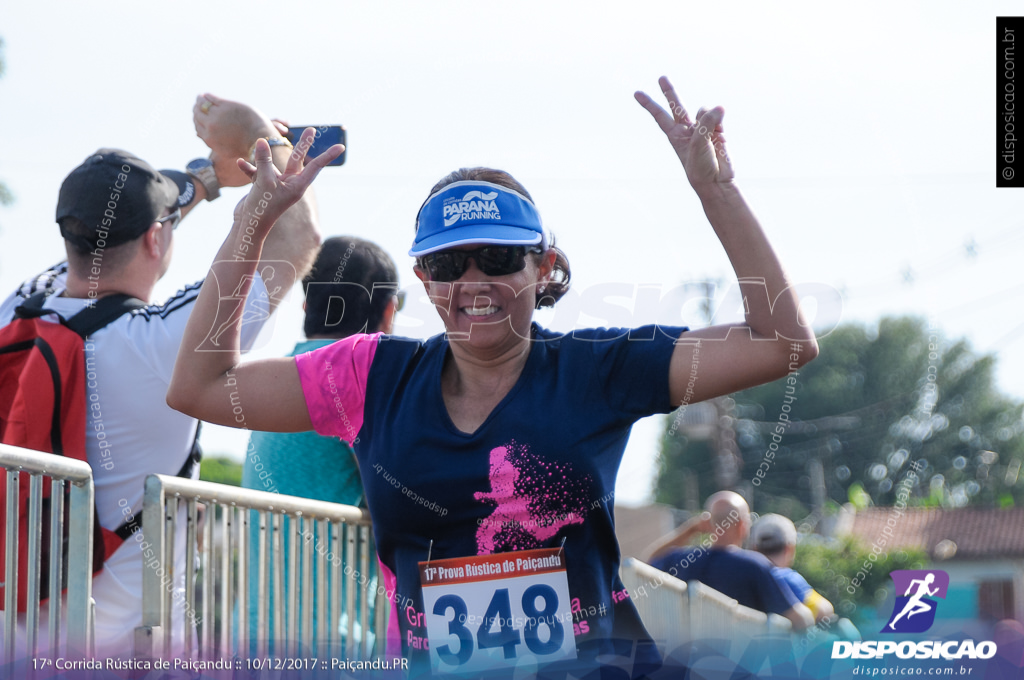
[1,292,148,609]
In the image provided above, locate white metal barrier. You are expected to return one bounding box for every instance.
[620,557,691,649]
[0,443,95,662]
[135,474,387,663]
[620,557,791,654]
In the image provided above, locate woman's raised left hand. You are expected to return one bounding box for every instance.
[635,76,735,191]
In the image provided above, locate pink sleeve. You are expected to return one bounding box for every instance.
[294,333,381,442]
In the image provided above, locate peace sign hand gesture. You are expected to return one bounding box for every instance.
[635,76,734,191]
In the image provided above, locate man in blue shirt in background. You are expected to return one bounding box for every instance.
[644,490,813,631]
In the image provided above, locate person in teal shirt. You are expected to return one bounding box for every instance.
[241,236,400,654]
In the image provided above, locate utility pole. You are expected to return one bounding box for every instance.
[693,280,742,491]
[713,397,740,490]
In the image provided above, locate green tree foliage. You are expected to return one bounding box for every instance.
[792,534,927,628]
[199,456,243,487]
[655,317,1024,514]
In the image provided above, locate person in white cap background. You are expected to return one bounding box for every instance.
[0,94,322,659]
[750,513,836,625]
[168,76,820,677]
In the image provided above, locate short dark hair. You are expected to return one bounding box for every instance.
[302,237,398,338]
[61,216,139,274]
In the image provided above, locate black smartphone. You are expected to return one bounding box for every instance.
[287,125,346,166]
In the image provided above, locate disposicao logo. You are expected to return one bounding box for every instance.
[882,569,949,634]
[443,190,500,227]
[831,640,996,661]
[831,569,998,661]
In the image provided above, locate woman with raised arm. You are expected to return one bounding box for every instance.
[168,78,818,678]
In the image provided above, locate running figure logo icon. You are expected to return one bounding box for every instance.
[882,570,950,634]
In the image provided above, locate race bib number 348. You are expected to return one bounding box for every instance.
[419,548,577,675]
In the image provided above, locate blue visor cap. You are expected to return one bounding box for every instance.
[409,180,545,257]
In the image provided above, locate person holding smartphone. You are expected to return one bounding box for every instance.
[167,76,819,677]
[0,94,321,661]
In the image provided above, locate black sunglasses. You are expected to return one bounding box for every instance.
[157,207,182,231]
[418,245,542,283]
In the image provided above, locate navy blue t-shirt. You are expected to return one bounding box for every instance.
[297,323,686,676]
[651,546,800,615]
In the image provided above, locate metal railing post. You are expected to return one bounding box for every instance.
[24,474,43,658]
[47,478,64,655]
[4,469,19,662]
[66,479,94,657]
[237,506,248,656]
[301,516,313,655]
[287,513,299,657]
[136,473,167,660]
[316,518,328,656]
[162,495,176,655]
[344,523,356,657]
[201,502,214,658]
[220,505,231,656]
[272,512,284,653]
[257,509,268,657]
[184,499,198,659]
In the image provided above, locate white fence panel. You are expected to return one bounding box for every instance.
[687,579,740,640]
[134,474,386,663]
[620,557,792,656]
[0,443,95,663]
[620,557,691,649]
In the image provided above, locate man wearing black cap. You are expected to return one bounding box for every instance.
[0,96,321,658]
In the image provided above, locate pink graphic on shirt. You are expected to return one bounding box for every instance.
[474,441,591,554]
